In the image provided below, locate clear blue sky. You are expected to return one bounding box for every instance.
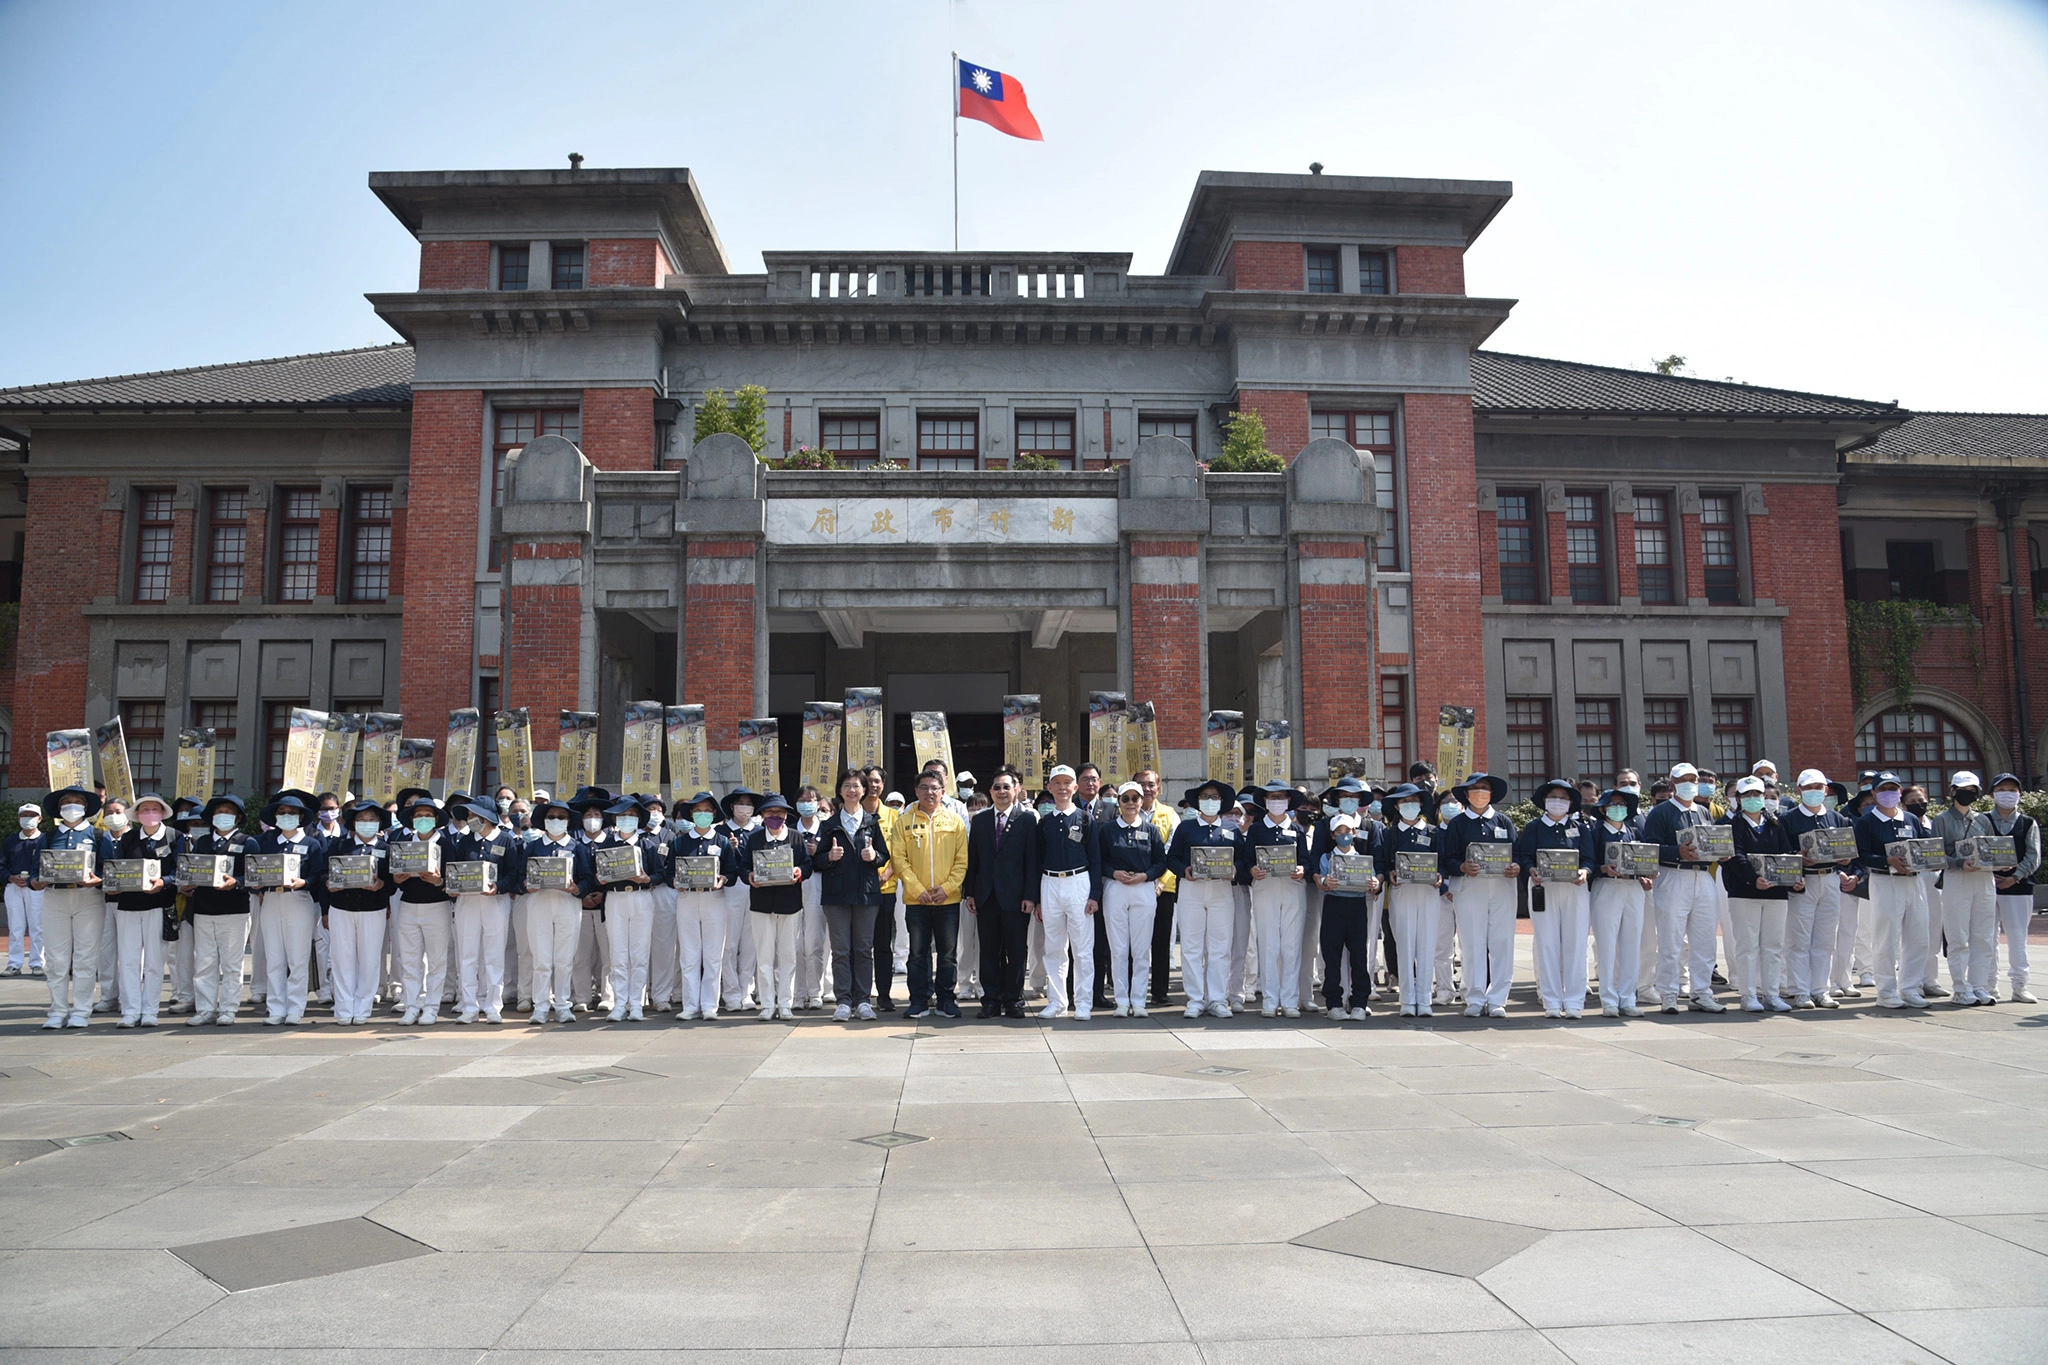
[3,0,2044,411]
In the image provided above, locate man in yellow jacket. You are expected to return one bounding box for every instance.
[890,770,970,1020]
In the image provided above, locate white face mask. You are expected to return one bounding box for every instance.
[275,813,299,832]
[730,805,753,824]
[1675,782,1698,802]
[1995,790,2021,810]
[1266,799,1291,818]
[615,815,639,835]
[105,812,129,831]
[1198,799,1222,818]
[545,818,570,837]
[1399,802,1422,822]
[583,816,604,834]
[647,812,665,830]
[1544,798,1571,818]
[59,804,86,824]
[213,812,237,832]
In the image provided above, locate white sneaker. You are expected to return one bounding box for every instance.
[628,1007,645,1022]
[1260,1004,1278,1018]
[530,1009,549,1025]
[1620,1003,1643,1017]
[1074,1008,1092,1022]
[1857,972,1876,987]
[1132,1004,1149,1018]
[1399,1005,1415,1017]
[1602,1005,1620,1018]
[1487,1005,1507,1018]
[418,1012,437,1026]
[1741,997,1764,1013]
[116,1016,136,1029]
[776,1006,795,1021]
[832,1004,852,1022]
[1564,1006,1583,1019]
[553,1008,575,1023]
[1184,1002,1204,1018]
[1464,1003,1484,1018]
[679,1007,701,1021]
[1281,1006,1300,1019]
[1038,1005,1062,1020]
[1814,993,1840,1010]
[1544,1007,1563,1019]
[759,1006,776,1021]
[458,1010,479,1025]
[400,1008,420,1026]
[1208,1004,1232,1019]
[1111,1004,1129,1018]
[1901,990,1932,1009]
[1765,996,1792,1013]
[855,1003,876,1020]
[1661,1000,1681,1014]
[1350,1006,1371,1021]
[702,1008,719,1022]
[187,1012,215,1027]
[2015,988,2039,1004]
[1690,996,1727,1013]
[67,1015,90,1028]
[608,1007,627,1022]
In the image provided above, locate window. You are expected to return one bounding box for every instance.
[1566,491,1607,604]
[1305,248,1339,293]
[492,409,578,569]
[205,488,248,604]
[1137,414,1197,455]
[1015,415,1074,470]
[819,413,880,467]
[347,487,393,603]
[192,702,236,795]
[1380,674,1407,777]
[1310,411,1400,569]
[1495,490,1540,603]
[498,245,529,291]
[1635,492,1675,605]
[276,488,320,602]
[1855,706,1984,793]
[1711,700,1753,772]
[122,702,166,789]
[134,488,174,603]
[264,702,293,793]
[1575,700,1617,784]
[1643,699,1687,774]
[1885,541,1940,602]
[917,415,978,471]
[550,243,584,290]
[1701,492,1740,604]
[1358,251,1389,295]
[1504,699,1552,797]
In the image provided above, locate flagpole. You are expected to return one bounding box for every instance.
[950,50,959,250]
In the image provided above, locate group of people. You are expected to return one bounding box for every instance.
[1,751,2035,1031]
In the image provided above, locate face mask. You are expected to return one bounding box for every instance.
[584,816,604,834]
[544,818,570,837]
[616,816,639,835]
[105,812,129,831]
[471,818,495,838]
[413,816,437,835]
[1740,796,1765,814]
[1800,790,1826,809]
[1953,791,1980,808]
[60,804,85,823]
[1620,785,1641,796]
[355,820,383,839]
[319,810,339,825]
[1338,797,1359,815]
[763,813,785,830]
[692,811,716,830]
[730,805,753,824]
[1334,830,1354,847]
[276,813,300,832]
[1605,805,1628,823]
[1544,798,1571,818]
[1367,801,1382,817]
[512,811,530,828]
[1905,800,1928,817]
[957,784,972,798]
[1675,782,1698,802]
[1399,802,1422,821]
[1698,783,1717,799]
[1995,790,2021,810]
[213,812,237,832]
[648,812,665,830]
[139,812,163,831]
[1038,802,1056,818]
[19,818,37,831]
[796,801,817,818]
[1198,799,1222,818]
[1323,803,1338,819]
[1439,803,1458,819]
[1267,799,1290,818]
[1823,795,1840,811]
[1875,790,1901,810]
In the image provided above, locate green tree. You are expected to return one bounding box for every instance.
[694,384,768,453]
[1209,409,1284,473]
[1652,354,1689,376]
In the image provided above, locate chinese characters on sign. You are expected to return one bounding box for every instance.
[765,498,1117,546]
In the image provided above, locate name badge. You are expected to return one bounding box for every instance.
[1069,822,1083,842]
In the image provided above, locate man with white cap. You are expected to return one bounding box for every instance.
[4,802,46,976]
[1854,771,1933,1009]
[1927,770,1996,1006]
[1032,764,1102,1020]
[1637,762,1729,1011]
[1780,769,1855,1007]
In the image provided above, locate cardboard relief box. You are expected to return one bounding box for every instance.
[1394,850,1438,884]
[594,844,644,885]
[524,856,576,892]
[38,847,95,885]
[1798,827,1858,864]
[1254,844,1297,876]
[444,860,498,896]
[177,853,234,890]
[1955,834,2017,872]
[1328,851,1376,892]
[752,844,795,884]
[1603,841,1660,877]
[327,853,381,890]
[243,853,302,889]
[388,839,441,878]
[1466,841,1513,877]
[103,858,160,895]
[1678,824,1736,861]
[1535,847,1582,880]
[677,854,719,892]
[1885,838,1946,873]
[1189,846,1236,881]
[1750,853,1805,888]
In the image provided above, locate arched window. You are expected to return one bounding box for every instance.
[1854,706,1984,792]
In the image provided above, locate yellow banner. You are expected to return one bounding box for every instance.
[314,713,362,798]
[556,712,600,794]
[844,688,883,772]
[1003,694,1043,788]
[395,737,434,791]
[1435,704,1477,789]
[738,716,780,794]
[93,718,135,806]
[493,709,533,800]
[283,708,328,794]
[910,711,953,780]
[801,701,844,791]
[620,701,664,794]
[359,714,403,805]
[444,708,481,795]
[1087,691,1128,786]
[44,729,91,792]
[665,705,708,801]
[1124,700,1159,780]
[1252,717,1290,787]
[175,729,218,804]
[1204,711,1244,790]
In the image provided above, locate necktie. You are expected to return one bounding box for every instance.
[995,812,1006,847]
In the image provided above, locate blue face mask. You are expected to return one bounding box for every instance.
[1439,803,1458,819]
[276,814,300,832]
[213,812,237,832]
[1740,796,1765,814]
[692,811,716,830]
[1333,830,1354,847]
[355,820,383,840]
[412,816,437,835]
[1800,789,1826,808]
[1338,797,1359,814]
[1399,802,1422,822]
[1698,783,1717,799]
[796,801,817,818]
[1038,802,1055,818]
[1367,801,1382,817]
[615,816,639,835]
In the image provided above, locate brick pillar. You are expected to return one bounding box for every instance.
[1129,540,1202,753]
[580,388,657,470]
[1402,393,1486,769]
[1613,506,1639,601]
[242,496,267,604]
[1299,541,1374,748]
[1237,390,1310,461]
[1228,241,1304,290]
[1681,508,1708,603]
[505,543,584,726]
[317,503,340,601]
[168,497,195,606]
[1965,521,2017,756]
[1545,502,1570,601]
[684,541,759,758]
[1477,497,1500,599]
[419,241,490,290]
[398,390,484,775]
[1394,245,1465,294]
[1768,483,1854,776]
[15,477,109,784]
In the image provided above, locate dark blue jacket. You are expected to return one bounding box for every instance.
[1318,822,1382,903]
[1165,817,1245,888]
[1727,810,1798,900]
[253,828,329,901]
[515,836,599,898]
[814,811,887,904]
[1589,816,1644,879]
[1097,817,1168,882]
[1514,815,1592,875]
[3,829,46,882]
[1780,805,1858,873]
[112,825,180,913]
[1440,808,1516,880]
[1637,798,1720,871]
[1037,806,1104,902]
[178,829,250,915]
[323,833,393,912]
[450,825,526,895]
[1855,806,1929,877]
[1377,819,1445,895]
[668,826,742,892]
[1246,816,1310,882]
[742,827,811,915]
[394,827,459,905]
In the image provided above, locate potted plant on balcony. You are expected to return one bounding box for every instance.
[1207,410,1285,473]
[782,445,839,470]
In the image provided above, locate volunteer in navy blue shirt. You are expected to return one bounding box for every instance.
[1587,787,1652,1017]
[1166,777,1246,1019]
[1855,771,1934,1009]
[4,800,45,977]
[1375,783,1443,1016]
[1096,780,1167,1016]
[1440,772,1518,1019]
[1638,762,1727,1013]
[1516,778,1593,1018]
[1247,780,1312,1018]
[1315,810,1381,1019]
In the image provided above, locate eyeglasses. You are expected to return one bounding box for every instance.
[1119,794,1141,802]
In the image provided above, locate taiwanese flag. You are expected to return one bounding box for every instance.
[957,58,1043,141]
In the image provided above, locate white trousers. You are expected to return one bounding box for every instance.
[1785,876,1842,999]
[795,875,831,1003]
[1637,888,1660,997]
[1039,873,1094,1014]
[573,907,612,1007]
[167,919,193,1006]
[1298,883,1325,1005]
[1227,883,1254,1005]
[96,904,119,1005]
[5,881,43,969]
[720,882,756,1009]
[454,893,512,1013]
[1532,878,1591,1010]
[1942,869,1997,995]
[256,890,318,1020]
[393,901,453,1014]
[1251,875,1307,1010]
[509,888,534,1006]
[751,910,800,1010]
[39,887,102,1020]
[113,907,166,1022]
[676,888,728,1015]
[328,908,387,1020]
[1451,875,1518,1009]
[1851,893,1877,978]
[525,892,581,1012]
[191,912,250,1020]
[605,888,657,1010]
[1727,897,1788,1003]
[1590,876,1645,1011]
[1176,878,1236,1009]
[1654,867,1721,1001]
[1103,878,1158,1009]
[648,883,679,1006]
[1387,883,1439,1009]
[1920,870,1949,990]
[1995,893,2033,990]
[1871,872,1930,1004]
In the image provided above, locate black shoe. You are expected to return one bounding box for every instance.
[1003,1004,1027,1019]
[937,1002,961,1019]
[976,1005,997,1020]
[878,998,898,1012]
[1711,970,1728,987]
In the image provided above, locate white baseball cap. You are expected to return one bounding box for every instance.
[1751,759,1778,775]
[1048,764,1077,780]
[1668,763,1699,780]
[1796,768,1828,787]
[1951,770,1982,790]
[1733,775,1766,796]
[1330,812,1361,831]
[16,803,39,816]
[1116,781,1143,797]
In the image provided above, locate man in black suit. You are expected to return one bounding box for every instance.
[963,766,1040,1019]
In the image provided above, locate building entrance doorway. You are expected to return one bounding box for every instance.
[891,712,1003,795]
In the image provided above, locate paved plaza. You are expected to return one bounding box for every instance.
[3,930,2047,1365]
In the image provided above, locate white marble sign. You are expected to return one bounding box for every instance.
[766,497,1117,546]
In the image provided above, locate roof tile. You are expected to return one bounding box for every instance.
[1473,350,1897,419]
[0,345,413,409]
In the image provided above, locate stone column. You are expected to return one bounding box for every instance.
[1287,437,1385,781]
[1119,438,1209,788]
[499,434,593,791]
[676,433,766,786]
